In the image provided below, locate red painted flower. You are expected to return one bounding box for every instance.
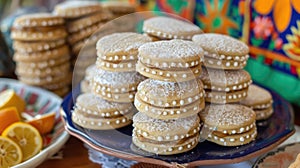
[252,16,274,39]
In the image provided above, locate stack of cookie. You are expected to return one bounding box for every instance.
[192,33,257,146]
[132,39,205,155]
[143,16,203,41]
[11,13,71,97]
[53,0,113,71]
[72,32,151,130]
[192,33,252,104]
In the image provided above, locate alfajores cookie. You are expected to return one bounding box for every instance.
[143,16,202,40]
[96,32,152,72]
[13,45,69,62]
[11,27,67,41]
[101,1,135,18]
[72,93,135,130]
[132,112,200,155]
[68,22,105,45]
[91,70,146,103]
[192,33,249,70]
[67,10,113,33]
[240,84,273,120]
[16,54,70,69]
[134,78,205,119]
[200,104,257,146]
[15,62,70,78]
[53,1,102,19]
[136,39,204,82]
[12,13,64,28]
[13,39,66,53]
[199,67,252,104]
[81,64,98,93]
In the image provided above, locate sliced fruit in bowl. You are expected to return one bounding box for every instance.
[25,112,56,135]
[2,122,43,161]
[0,107,21,134]
[0,89,25,116]
[0,136,23,168]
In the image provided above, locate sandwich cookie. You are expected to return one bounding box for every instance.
[200,104,257,146]
[192,33,249,70]
[53,1,102,19]
[134,78,205,119]
[11,27,67,41]
[96,32,152,72]
[199,67,252,104]
[11,13,67,41]
[101,1,136,18]
[137,40,204,82]
[15,62,70,78]
[143,16,202,40]
[81,64,98,93]
[13,45,70,62]
[13,39,66,53]
[92,70,146,103]
[72,93,135,130]
[67,10,113,33]
[240,84,273,120]
[132,112,200,155]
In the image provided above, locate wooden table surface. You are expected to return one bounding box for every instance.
[38,108,300,168]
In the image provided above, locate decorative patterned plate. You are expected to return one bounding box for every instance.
[0,78,69,168]
[61,85,295,167]
[252,142,300,168]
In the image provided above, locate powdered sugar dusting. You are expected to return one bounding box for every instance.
[76,93,131,110]
[143,16,201,33]
[138,78,202,97]
[240,84,272,105]
[201,104,255,126]
[192,33,249,55]
[84,64,97,81]
[96,32,152,54]
[200,67,251,86]
[55,0,101,10]
[133,112,198,132]
[93,69,146,87]
[138,39,203,59]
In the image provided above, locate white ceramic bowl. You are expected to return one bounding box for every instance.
[0,78,69,168]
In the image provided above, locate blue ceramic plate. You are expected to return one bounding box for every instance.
[61,86,295,167]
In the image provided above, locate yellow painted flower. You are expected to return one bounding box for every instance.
[283,21,300,61]
[253,0,300,32]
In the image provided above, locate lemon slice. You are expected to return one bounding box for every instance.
[26,112,56,135]
[0,89,26,115]
[2,122,43,161]
[0,136,23,168]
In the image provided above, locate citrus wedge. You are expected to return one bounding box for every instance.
[2,122,43,161]
[0,89,25,116]
[0,107,21,134]
[26,112,56,135]
[0,136,22,168]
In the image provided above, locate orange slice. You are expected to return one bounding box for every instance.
[2,122,43,161]
[0,89,25,116]
[0,107,21,134]
[0,136,23,168]
[26,112,56,135]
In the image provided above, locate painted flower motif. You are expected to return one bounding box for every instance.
[253,0,300,32]
[251,16,274,39]
[283,21,300,61]
[197,0,238,34]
